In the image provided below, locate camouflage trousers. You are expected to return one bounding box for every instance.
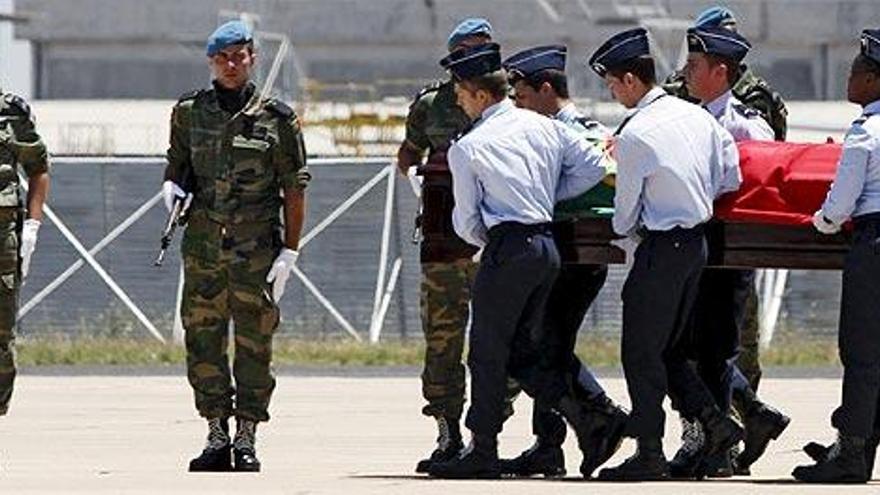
[737,285,762,390]
[181,212,281,423]
[0,219,18,416]
[420,260,477,420]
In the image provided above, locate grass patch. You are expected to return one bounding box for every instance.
[13,335,841,368]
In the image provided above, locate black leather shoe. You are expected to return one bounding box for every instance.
[188,445,232,472]
[233,447,261,472]
[498,441,565,477]
[557,395,627,478]
[429,436,500,479]
[735,403,790,471]
[793,435,869,483]
[702,450,734,478]
[415,417,463,474]
[597,439,669,481]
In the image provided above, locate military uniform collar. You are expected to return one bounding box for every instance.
[636,86,667,110]
[555,102,581,122]
[479,98,514,122]
[863,99,880,118]
[704,89,734,119]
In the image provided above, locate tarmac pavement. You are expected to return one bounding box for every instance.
[0,372,877,494]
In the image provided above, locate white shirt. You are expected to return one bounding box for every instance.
[448,98,607,247]
[705,90,775,142]
[613,87,741,237]
[821,99,880,225]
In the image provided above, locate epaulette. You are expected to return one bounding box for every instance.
[176,89,203,104]
[410,81,443,107]
[854,116,869,126]
[575,116,602,129]
[264,98,295,119]
[1,93,30,117]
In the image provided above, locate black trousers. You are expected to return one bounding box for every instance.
[689,268,756,412]
[831,215,880,438]
[621,227,719,439]
[531,263,609,446]
[465,222,561,436]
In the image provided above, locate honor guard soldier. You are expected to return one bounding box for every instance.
[0,90,50,451]
[670,26,790,478]
[427,42,611,479]
[395,18,496,474]
[679,9,787,405]
[499,44,627,478]
[163,20,310,472]
[588,28,743,481]
[794,29,880,484]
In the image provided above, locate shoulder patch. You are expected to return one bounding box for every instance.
[265,99,295,119]
[2,93,30,117]
[177,89,202,103]
[732,102,760,119]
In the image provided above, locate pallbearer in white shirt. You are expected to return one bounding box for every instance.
[426,42,609,479]
[499,44,628,479]
[588,28,744,481]
[795,29,880,484]
[672,25,789,478]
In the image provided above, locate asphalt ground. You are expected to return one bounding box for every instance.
[0,372,877,494]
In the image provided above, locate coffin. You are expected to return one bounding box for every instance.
[421,141,852,269]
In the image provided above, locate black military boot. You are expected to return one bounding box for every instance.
[803,431,879,478]
[669,417,703,479]
[232,419,261,472]
[733,401,790,473]
[597,437,669,481]
[694,407,743,479]
[188,417,232,472]
[556,395,627,477]
[793,434,869,483]
[498,439,565,477]
[415,417,463,473]
[428,434,501,479]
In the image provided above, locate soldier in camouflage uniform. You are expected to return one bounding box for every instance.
[0,91,50,429]
[164,21,309,473]
[396,18,493,473]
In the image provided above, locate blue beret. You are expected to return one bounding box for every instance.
[447,18,493,52]
[440,42,502,81]
[589,28,650,77]
[206,20,253,57]
[694,6,738,29]
[687,26,751,62]
[503,45,567,80]
[862,29,880,66]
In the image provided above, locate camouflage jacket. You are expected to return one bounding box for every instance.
[0,92,49,210]
[164,84,310,225]
[663,65,788,141]
[404,80,472,154]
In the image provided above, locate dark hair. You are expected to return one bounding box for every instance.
[854,54,880,77]
[518,69,569,98]
[705,54,740,86]
[459,69,510,99]
[605,56,656,85]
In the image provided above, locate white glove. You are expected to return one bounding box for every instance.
[162,180,192,213]
[472,247,483,263]
[812,210,840,235]
[266,248,299,302]
[407,166,423,199]
[20,219,40,279]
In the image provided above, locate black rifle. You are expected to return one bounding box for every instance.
[155,169,193,266]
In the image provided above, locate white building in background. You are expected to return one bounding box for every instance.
[0,0,32,98]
